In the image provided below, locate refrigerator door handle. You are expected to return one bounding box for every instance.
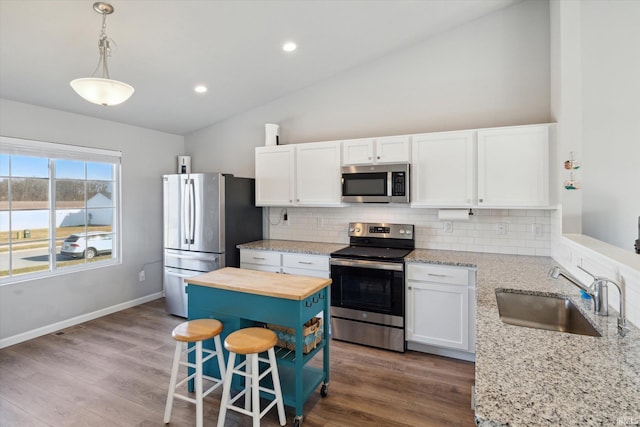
[167,253,218,262]
[189,179,196,244]
[182,178,190,245]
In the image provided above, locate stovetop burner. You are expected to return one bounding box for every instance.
[331,222,415,262]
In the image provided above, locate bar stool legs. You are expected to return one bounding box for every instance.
[164,319,225,427]
[217,327,286,427]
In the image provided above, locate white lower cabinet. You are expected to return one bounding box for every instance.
[240,249,330,278]
[406,263,476,359]
[239,249,282,273]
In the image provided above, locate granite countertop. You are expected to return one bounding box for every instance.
[240,241,640,424]
[406,249,640,426]
[237,239,347,256]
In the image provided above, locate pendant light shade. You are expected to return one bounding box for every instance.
[71,2,134,106]
[70,77,134,106]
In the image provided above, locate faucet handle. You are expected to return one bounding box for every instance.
[577,265,598,279]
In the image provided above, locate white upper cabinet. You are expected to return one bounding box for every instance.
[477,125,550,207]
[411,131,476,207]
[255,145,295,206]
[342,136,410,165]
[255,141,342,207]
[295,141,342,206]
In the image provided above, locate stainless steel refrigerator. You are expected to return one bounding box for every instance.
[163,173,262,317]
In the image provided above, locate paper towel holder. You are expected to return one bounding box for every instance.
[438,208,473,221]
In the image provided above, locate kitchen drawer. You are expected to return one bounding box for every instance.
[282,253,329,272]
[406,263,471,286]
[240,249,281,267]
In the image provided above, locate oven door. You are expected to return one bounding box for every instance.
[330,258,404,318]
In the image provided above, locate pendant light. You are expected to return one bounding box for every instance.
[70,2,134,106]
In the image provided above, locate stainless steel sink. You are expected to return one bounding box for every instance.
[495,290,601,337]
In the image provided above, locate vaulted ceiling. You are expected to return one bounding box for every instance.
[0,0,519,135]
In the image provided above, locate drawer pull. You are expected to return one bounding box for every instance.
[313,296,319,303]
[319,293,325,300]
[428,273,447,278]
[252,256,266,260]
[298,261,313,265]
[305,300,312,308]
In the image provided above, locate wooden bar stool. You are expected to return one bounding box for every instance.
[164,318,225,427]
[217,327,286,427]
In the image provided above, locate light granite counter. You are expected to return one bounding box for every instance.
[406,249,640,426]
[237,239,346,256]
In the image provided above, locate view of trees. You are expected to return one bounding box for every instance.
[0,178,112,205]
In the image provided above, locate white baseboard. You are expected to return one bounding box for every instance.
[406,341,476,362]
[0,292,164,349]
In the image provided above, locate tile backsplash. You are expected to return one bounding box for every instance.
[264,206,552,256]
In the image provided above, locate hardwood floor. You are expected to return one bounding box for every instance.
[0,299,476,426]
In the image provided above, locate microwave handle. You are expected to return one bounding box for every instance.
[387,171,392,197]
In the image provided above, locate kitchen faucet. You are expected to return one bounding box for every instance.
[548,265,628,336]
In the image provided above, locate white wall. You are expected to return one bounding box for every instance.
[0,99,184,346]
[266,207,552,256]
[580,0,640,252]
[550,0,640,327]
[186,0,550,179]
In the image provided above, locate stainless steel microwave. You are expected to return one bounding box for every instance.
[341,163,410,203]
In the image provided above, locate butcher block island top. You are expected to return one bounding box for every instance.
[186,267,332,300]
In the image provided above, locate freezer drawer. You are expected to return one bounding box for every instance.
[164,268,193,317]
[164,249,222,271]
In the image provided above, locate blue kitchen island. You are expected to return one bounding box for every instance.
[186,267,331,427]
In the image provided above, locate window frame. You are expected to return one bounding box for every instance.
[1,136,122,284]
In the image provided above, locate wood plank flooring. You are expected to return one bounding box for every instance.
[0,299,476,426]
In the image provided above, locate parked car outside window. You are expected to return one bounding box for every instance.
[61,232,113,259]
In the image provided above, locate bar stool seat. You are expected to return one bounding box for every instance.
[164,318,225,427]
[217,327,286,427]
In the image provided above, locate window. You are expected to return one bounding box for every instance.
[1,136,121,282]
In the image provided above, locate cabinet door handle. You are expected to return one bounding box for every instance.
[479,198,484,203]
[428,273,447,278]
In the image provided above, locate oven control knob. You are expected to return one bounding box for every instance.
[399,229,405,234]
[354,227,360,233]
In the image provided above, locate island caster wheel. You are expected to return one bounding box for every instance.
[293,415,303,427]
[320,383,328,397]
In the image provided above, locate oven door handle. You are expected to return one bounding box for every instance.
[330,258,404,271]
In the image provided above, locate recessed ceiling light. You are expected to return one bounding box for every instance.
[282,42,297,53]
[194,85,207,93]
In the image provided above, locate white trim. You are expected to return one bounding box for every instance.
[1,135,122,162]
[406,341,475,362]
[0,292,163,349]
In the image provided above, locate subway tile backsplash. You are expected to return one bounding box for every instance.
[265,206,551,256]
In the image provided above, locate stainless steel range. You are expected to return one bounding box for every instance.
[330,222,414,352]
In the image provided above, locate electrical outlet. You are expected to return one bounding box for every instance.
[532,224,543,237]
[443,221,453,233]
[495,223,507,235]
[138,270,145,282]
